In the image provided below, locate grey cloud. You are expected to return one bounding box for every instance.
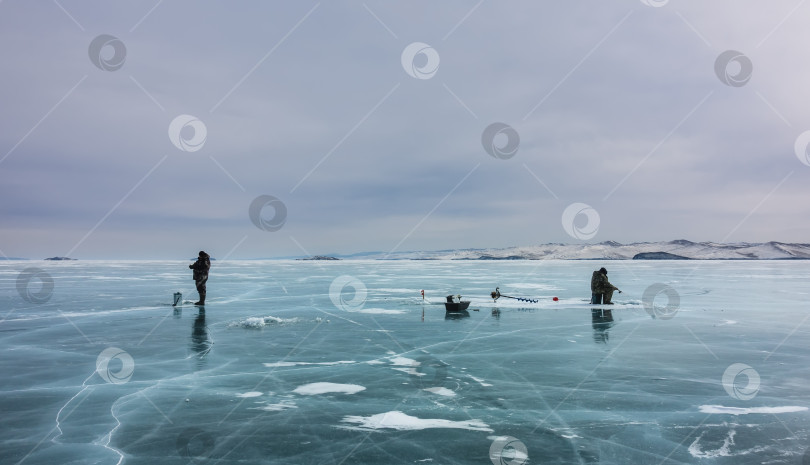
[1,1,809,258]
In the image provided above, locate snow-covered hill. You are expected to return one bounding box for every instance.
[348,240,810,260]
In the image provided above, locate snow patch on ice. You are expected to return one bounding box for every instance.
[229,316,298,328]
[355,308,406,314]
[423,387,455,397]
[388,356,418,366]
[264,361,355,368]
[549,428,582,439]
[699,405,808,415]
[386,356,423,375]
[505,283,562,291]
[340,411,492,432]
[235,391,263,398]
[265,361,302,368]
[392,367,423,376]
[469,375,493,387]
[688,428,736,458]
[293,382,366,395]
[254,401,298,411]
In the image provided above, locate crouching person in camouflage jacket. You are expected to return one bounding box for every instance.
[591,267,621,304]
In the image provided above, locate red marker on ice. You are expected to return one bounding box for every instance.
[553,297,559,302]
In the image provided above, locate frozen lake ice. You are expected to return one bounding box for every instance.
[2,259,809,464]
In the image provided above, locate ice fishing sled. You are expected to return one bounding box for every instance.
[444,295,470,312]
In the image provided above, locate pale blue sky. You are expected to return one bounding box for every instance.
[1,1,809,259]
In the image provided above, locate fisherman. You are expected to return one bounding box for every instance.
[591,267,621,304]
[189,251,211,306]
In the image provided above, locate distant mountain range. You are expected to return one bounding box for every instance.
[333,240,810,260]
[6,241,810,261]
[0,256,75,261]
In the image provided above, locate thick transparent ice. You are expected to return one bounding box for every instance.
[1,260,808,464]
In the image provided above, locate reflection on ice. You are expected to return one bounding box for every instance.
[591,308,614,344]
[444,309,470,320]
[189,309,211,365]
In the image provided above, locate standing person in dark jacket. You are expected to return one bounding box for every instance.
[591,267,621,304]
[190,251,211,306]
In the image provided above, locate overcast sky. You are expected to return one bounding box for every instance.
[1,1,809,259]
